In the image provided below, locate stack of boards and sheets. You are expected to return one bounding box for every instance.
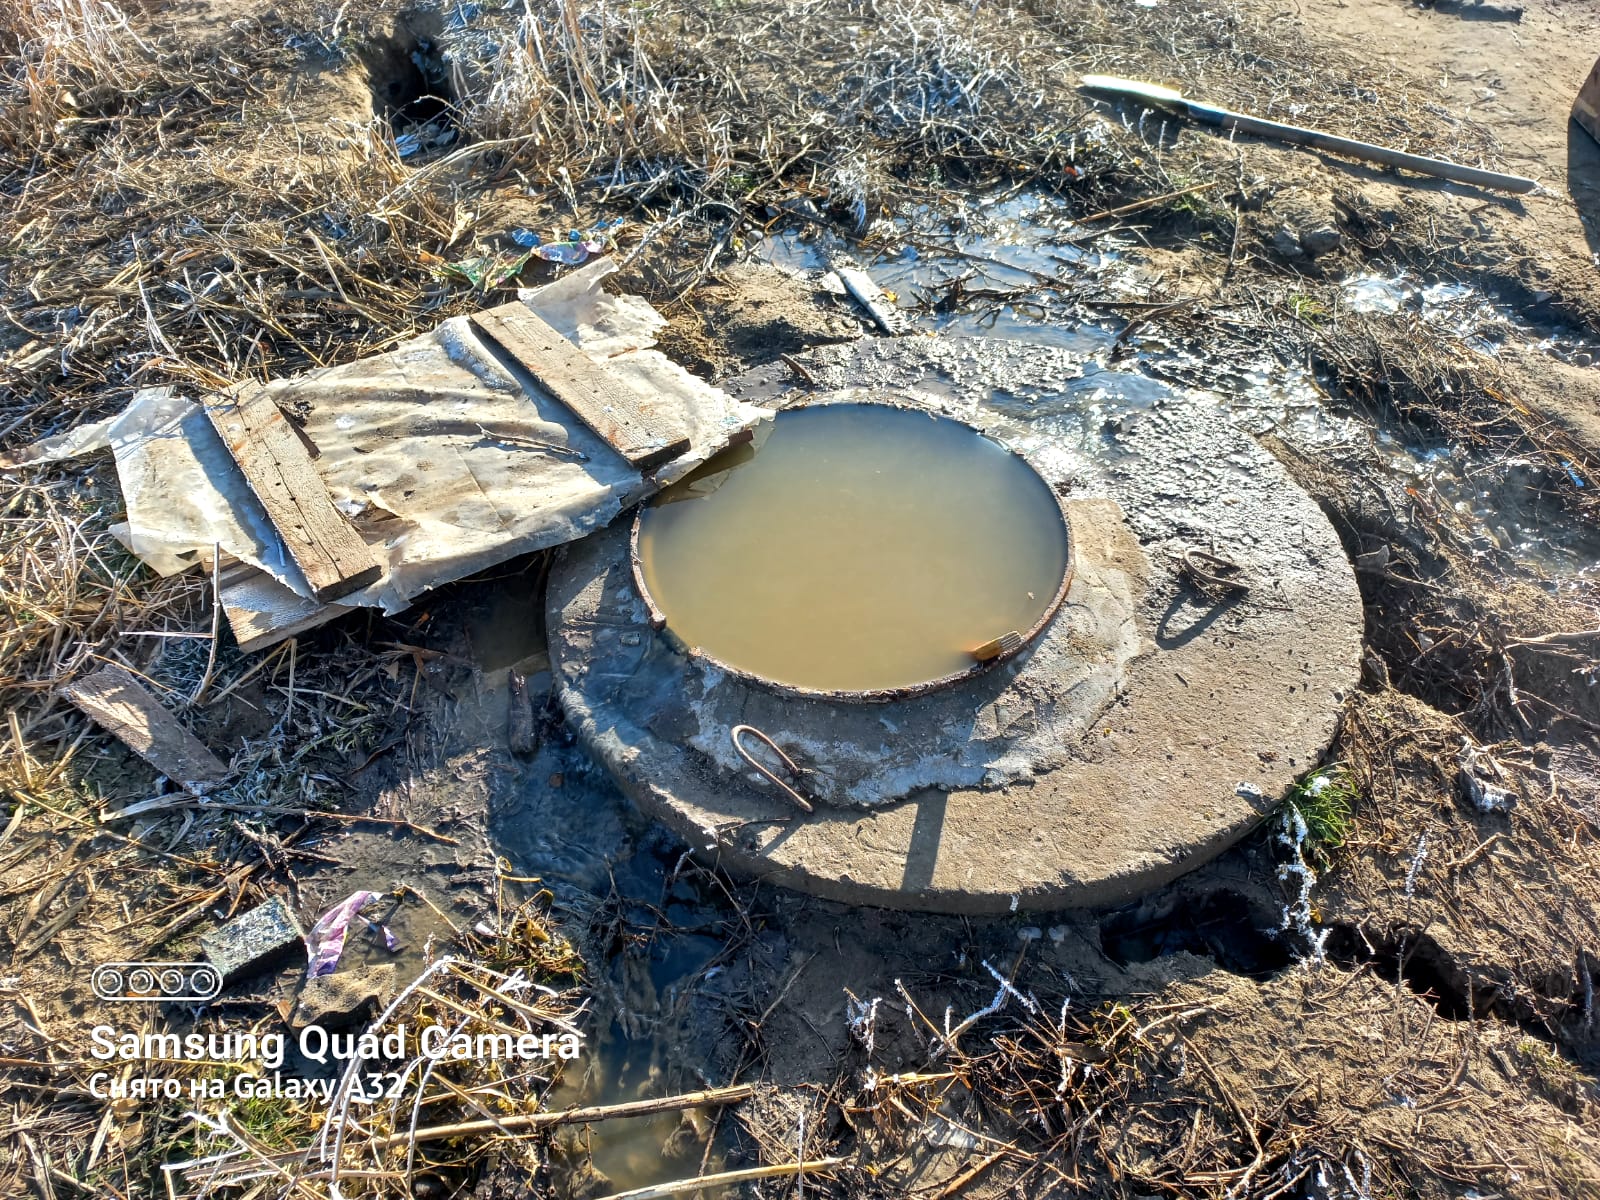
[12,259,770,653]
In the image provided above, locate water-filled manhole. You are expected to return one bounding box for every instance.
[631,402,1072,697]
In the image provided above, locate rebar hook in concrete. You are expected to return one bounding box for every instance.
[730,724,815,814]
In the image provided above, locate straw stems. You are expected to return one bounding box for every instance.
[591,1158,849,1200]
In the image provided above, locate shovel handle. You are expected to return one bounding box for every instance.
[1184,101,1538,194]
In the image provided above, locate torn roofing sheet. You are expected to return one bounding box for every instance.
[95,259,769,647]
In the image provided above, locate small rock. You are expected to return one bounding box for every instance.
[1270,226,1304,260]
[292,964,397,1029]
[1300,224,1342,258]
[200,897,305,983]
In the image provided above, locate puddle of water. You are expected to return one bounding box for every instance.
[547,1028,722,1191]
[1372,436,1600,575]
[1165,347,1600,580]
[756,186,1125,341]
[333,894,459,977]
[544,922,730,1191]
[635,403,1070,693]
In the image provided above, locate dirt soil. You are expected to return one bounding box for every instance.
[3,0,1600,1198]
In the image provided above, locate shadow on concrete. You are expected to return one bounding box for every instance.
[900,790,948,894]
[1155,589,1244,650]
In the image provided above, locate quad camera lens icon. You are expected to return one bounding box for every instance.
[91,962,222,1002]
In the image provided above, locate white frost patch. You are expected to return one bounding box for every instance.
[1404,833,1429,897]
[844,992,881,1055]
[1276,803,1329,964]
[435,318,521,391]
[1457,737,1518,813]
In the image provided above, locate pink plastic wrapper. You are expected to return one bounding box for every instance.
[305,889,383,978]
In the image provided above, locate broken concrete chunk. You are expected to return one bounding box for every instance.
[200,897,305,982]
[1269,226,1304,260]
[291,964,396,1029]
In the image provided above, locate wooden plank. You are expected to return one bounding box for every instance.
[218,563,344,654]
[63,665,229,785]
[1576,55,1600,147]
[470,302,690,471]
[834,265,906,335]
[203,385,381,602]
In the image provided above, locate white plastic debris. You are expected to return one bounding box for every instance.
[1456,737,1518,814]
[305,889,383,979]
[0,411,118,467]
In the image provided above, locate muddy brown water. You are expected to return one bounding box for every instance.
[634,403,1070,694]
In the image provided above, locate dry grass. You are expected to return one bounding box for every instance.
[2,2,1599,1198]
[0,0,153,149]
[1327,688,1600,1041]
[782,956,1600,1198]
[4,887,586,1199]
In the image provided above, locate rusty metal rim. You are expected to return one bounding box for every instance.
[628,398,1075,704]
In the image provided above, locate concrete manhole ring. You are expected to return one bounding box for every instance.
[548,337,1364,913]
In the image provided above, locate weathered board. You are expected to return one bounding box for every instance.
[218,561,352,655]
[63,664,229,785]
[1576,54,1600,147]
[203,385,381,602]
[470,303,690,470]
[834,265,905,336]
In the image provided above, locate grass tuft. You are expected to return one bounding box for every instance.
[1285,766,1358,859]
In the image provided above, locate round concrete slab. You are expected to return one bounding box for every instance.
[548,337,1363,913]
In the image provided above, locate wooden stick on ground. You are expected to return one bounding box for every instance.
[591,1158,849,1200]
[367,1084,757,1151]
[99,796,460,845]
[1076,181,1217,224]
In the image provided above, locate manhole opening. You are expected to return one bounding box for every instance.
[631,402,1073,699]
[1100,891,1292,979]
[361,22,459,160]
